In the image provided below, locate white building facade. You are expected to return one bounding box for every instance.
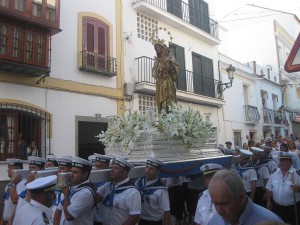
[220,53,287,147]
[218,5,300,136]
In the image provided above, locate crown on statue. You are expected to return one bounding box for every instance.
[150,27,173,46]
[152,38,166,46]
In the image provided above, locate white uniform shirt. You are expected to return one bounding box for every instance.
[3,180,25,221]
[58,180,95,225]
[238,165,257,192]
[15,179,28,213]
[265,158,278,174]
[266,167,300,206]
[254,163,270,188]
[194,190,215,225]
[98,177,141,225]
[13,200,53,225]
[135,177,170,221]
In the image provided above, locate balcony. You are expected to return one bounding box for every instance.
[0,21,51,76]
[79,50,117,77]
[132,0,220,46]
[262,108,286,126]
[0,0,61,35]
[135,56,224,107]
[244,105,260,124]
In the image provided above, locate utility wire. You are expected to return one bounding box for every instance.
[246,4,296,16]
[220,13,281,23]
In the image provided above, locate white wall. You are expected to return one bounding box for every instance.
[51,0,117,88]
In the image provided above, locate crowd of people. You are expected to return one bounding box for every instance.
[1,135,300,225]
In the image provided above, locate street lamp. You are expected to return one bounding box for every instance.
[218,64,236,94]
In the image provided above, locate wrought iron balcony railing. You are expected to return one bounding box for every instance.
[135,56,218,98]
[133,0,219,39]
[80,50,117,76]
[244,105,260,123]
[262,108,285,125]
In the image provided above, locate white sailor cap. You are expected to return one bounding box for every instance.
[112,156,134,171]
[88,155,96,163]
[278,151,293,160]
[26,175,57,193]
[239,149,253,158]
[72,156,93,170]
[47,154,57,162]
[57,156,72,167]
[28,156,47,167]
[200,163,223,175]
[94,154,111,163]
[146,156,164,168]
[6,158,23,167]
[251,147,264,154]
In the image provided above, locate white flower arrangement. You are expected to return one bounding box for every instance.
[98,103,212,150]
[97,111,157,149]
[155,103,212,148]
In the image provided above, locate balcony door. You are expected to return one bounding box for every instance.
[169,43,186,91]
[167,0,182,19]
[83,17,109,69]
[192,53,214,97]
[189,0,210,33]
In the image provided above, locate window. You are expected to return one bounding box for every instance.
[0,23,8,55]
[0,20,49,68]
[243,85,249,105]
[25,31,33,61]
[169,44,187,91]
[272,94,278,111]
[46,0,56,22]
[233,131,242,147]
[14,0,26,12]
[138,94,157,114]
[167,0,182,19]
[12,27,21,58]
[0,102,51,161]
[137,12,158,42]
[82,16,110,71]
[189,0,210,33]
[32,0,42,17]
[192,52,214,97]
[36,33,46,64]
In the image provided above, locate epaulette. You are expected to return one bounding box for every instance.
[296,169,300,176]
[42,212,50,224]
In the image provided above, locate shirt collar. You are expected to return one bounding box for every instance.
[238,198,252,224]
[114,177,129,188]
[73,180,89,190]
[30,200,53,219]
[145,177,158,186]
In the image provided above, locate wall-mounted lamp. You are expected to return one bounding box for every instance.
[218,64,236,94]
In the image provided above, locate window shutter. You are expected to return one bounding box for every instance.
[98,27,105,55]
[202,56,213,78]
[167,0,182,19]
[86,23,94,52]
[192,54,203,95]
